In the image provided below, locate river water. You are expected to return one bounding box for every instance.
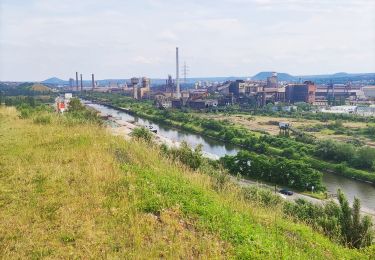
[87,102,375,210]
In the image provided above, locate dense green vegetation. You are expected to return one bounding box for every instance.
[222,151,324,191]
[3,106,375,258]
[66,98,102,124]
[83,93,375,184]
[315,139,375,170]
[284,190,374,249]
[0,83,56,106]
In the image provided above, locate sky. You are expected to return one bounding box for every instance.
[0,0,375,81]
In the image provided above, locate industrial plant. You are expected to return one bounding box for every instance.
[50,47,375,116]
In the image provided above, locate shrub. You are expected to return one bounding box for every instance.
[241,186,282,207]
[33,114,52,125]
[130,126,154,143]
[284,190,374,248]
[168,141,203,170]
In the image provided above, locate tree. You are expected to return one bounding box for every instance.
[338,189,374,248]
[352,146,375,170]
[68,98,85,112]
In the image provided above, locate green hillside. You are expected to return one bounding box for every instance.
[0,106,373,259]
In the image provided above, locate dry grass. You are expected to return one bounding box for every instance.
[199,113,375,144]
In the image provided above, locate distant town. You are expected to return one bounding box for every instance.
[3,49,375,117]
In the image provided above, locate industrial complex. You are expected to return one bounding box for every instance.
[27,47,375,116]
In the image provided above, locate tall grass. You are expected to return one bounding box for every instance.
[0,106,371,259]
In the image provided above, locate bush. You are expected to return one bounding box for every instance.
[284,190,374,248]
[241,186,282,207]
[130,126,154,143]
[168,141,203,170]
[19,108,33,119]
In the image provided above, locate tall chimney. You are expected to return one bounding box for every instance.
[176,47,180,99]
[75,72,79,91]
[91,74,95,90]
[80,74,83,92]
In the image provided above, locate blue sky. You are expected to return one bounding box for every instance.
[0,0,374,81]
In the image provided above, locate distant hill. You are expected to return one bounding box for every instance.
[252,72,297,81]
[299,73,375,84]
[251,72,375,84]
[42,77,67,85]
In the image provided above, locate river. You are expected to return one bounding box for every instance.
[86,102,375,211]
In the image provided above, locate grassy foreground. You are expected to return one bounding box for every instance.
[0,106,373,259]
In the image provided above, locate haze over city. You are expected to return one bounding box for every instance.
[1,0,375,81]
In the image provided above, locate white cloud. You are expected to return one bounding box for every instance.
[0,0,374,80]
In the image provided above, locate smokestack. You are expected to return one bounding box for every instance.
[80,74,83,92]
[176,47,180,99]
[91,74,95,90]
[75,72,79,91]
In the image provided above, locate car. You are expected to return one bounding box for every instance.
[279,189,294,196]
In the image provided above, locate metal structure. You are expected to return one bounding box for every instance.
[183,61,189,83]
[91,74,95,90]
[175,47,180,98]
[80,74,83,92]
[327,80,335,100]
[131,77,139,100]
[75,72,79,92]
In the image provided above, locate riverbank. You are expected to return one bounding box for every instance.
[85,101,375,218]
[92,104,221,160]
[83,95,375,186]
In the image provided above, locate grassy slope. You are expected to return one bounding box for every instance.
[0,106,371,259]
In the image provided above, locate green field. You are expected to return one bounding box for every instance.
[1,106,374,258]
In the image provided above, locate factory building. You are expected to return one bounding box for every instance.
[229,80,263,96]
[130,77,151,100]
[266,72,278,88]
[189,89,209,100]
[285,81,316,104]
[188,99,218,109]
[362,86,375,99]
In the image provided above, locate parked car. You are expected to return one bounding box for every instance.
[279,189,294,196]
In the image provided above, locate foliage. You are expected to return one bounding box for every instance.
[167,141,203,170]
[221,150,324,191]
[66,98,102,124]
[130,126,154,143]
[284,190,374,249]
[315,139,375,170]
[241,186,283,207]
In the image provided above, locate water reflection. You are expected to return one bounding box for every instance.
[87,103,238,158]
[323,173,375,209]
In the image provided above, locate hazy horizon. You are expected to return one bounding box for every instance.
[1,0,375,81]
